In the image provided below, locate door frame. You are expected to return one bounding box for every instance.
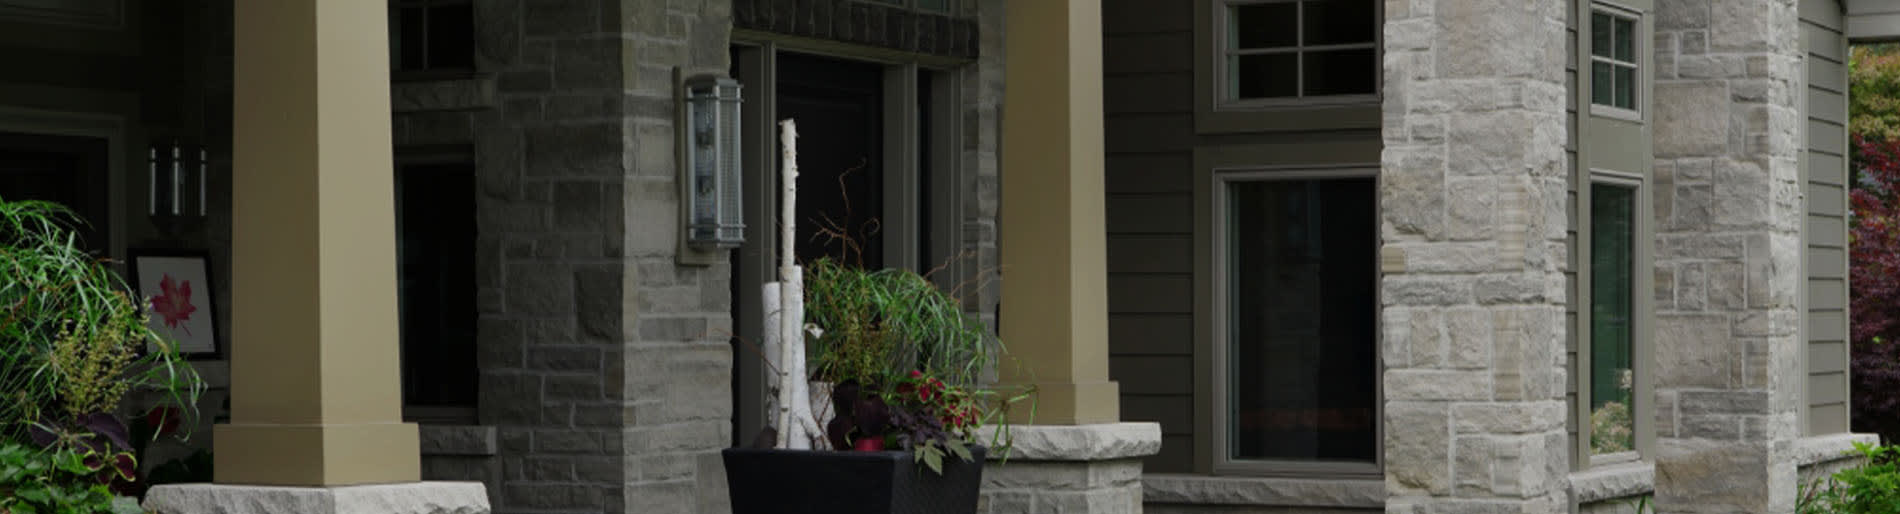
[727,37,973,445]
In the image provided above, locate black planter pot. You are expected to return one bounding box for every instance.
[722,446,986,514]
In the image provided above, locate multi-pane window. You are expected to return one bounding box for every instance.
[1588,183,1636,456]
[1219,173,1378,470]
[1221,0,1377,101]
[1590,7,1639,111]
[391,0,474,72]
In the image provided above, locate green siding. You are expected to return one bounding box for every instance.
[1803,0,1851,436]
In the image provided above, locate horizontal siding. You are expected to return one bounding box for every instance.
[1110,315,1194,356]
[1104,0,1196,473]
[1111,356,1194,395]
[1804,7,1850,436]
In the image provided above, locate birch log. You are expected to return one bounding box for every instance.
[772,119,823,449]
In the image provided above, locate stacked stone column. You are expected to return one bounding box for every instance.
[1650,0,1807,512]
[1379,0,1572,511]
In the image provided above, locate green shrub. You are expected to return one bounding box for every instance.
[1803,442,1900,513]
[0,442,117,513]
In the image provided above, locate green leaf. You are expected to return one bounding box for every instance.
[922,448,943,474]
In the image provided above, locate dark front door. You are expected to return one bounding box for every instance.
[0,132,111,253]
[776,52,885,269]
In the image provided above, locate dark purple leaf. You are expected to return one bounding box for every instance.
[27,423,57,448]
[82,412,132,451]
[111,452,137,481]
[826,416,853,450]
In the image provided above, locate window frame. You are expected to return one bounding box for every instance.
[1207,165,1382,477]
[1211,0,1380,108]
[1587,3,1643,121]
[1576,168,1653,468]
[389,0,476,77]
[393,147,480,426]
[1192,0,1383,134]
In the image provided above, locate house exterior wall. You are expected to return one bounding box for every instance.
[1798,0,1853,437]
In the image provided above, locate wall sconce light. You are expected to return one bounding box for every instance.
[148,140,208,226]
[682,74,745,250]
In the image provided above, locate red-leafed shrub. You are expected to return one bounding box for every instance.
[1851,136,1900,443]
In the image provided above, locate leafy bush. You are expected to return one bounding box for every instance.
[1849,138,1900,443]
[0,198,205,497]
[0,442,118,513]
[1801,442,1900,513]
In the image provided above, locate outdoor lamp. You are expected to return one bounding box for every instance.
[683,74,745,249]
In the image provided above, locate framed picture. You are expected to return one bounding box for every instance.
[127,249,220,358]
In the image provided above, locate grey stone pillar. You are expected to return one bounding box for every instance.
[978,423,1161,514]
[1379,0,1571,512]
[1650,0,1806,512]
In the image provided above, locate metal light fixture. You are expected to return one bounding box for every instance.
[683,74,745,249]
[148,140,208,220]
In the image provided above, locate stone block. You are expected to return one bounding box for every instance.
[525,123,622,177]
[1436,1,1544,79]
[420,425,500,456]
[1654,82,1730,157]
[1655,314,1731,388]
[1655,441,1779,513]
[1387,402,1452,495]
[523,0,598,37]
[145,482,490,514]
[1452,401,1564,435]
[623,480,696,514]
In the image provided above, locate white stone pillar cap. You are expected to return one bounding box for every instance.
[978,422,1162,462]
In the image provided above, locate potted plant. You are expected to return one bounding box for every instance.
[0,198,205,512]
[723,258,1021,514]
[722,120,1028,514]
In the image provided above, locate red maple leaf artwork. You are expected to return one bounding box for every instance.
[149,274,196,335]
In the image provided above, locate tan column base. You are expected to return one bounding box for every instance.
[1003,380,1120,426]
[214,422,420,487]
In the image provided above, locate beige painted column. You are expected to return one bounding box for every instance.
[215,0,418,486]
[997,0,1119,425]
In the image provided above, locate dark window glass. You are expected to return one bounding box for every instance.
[391,0,474,72]
[0,133,110,253]
[1589,183,1636,455]
[1614,65,1635,109]
[1591,12,1612,58]
[1303,48,1376,96]
[1235,53,1300,99]
[1613,17,1635,62]
[428,3,475,69]
[1231,3,1299,49]
[1227,178,1377,463]
[1592,61,1615,106]
[397,162,478,409]
[1302,0,1375,46]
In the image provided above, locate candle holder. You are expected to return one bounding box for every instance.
[148,140,209,236]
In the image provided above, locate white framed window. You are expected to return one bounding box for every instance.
[1589,5,1640,115]
[1211,167,1379,475]
[1213,0,1378,105]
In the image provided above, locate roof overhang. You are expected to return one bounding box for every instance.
[1848,0,1900,43]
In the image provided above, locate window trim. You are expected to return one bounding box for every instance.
[389,0,476,74]
[1209,0,1381,109]
[1206,165,1382,477]
[393,146,480,425]
[1587,3,1644,121]
[1577,168,1654,468]
[1193,0,1383,134]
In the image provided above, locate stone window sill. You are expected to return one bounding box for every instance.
[1142,474,1384,509]
[1569,461,1653,504]
[1796,433,1880,467]
[391,75,496,113]
[418,424,497,457]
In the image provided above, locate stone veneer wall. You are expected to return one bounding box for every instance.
[441,0,737,512]
[424,0,1004,512]
[1649,0,1808,511]
[1379,0,1572,511]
